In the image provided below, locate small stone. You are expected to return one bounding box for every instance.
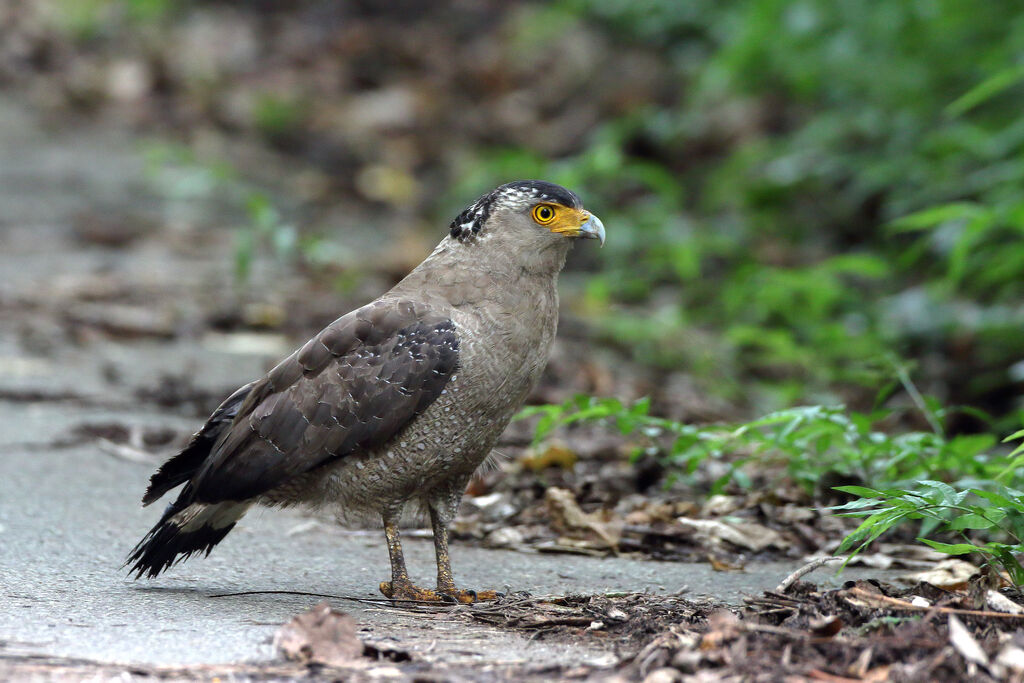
[643,667,682,683]
[485,527,525,548]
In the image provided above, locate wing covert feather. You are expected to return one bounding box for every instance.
[192,300,458,502]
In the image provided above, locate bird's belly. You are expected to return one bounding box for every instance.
[306,383,517,517]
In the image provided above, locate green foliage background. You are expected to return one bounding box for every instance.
[459,0,1024,430]
[24,0,1022,429]
[483,0,1024,574]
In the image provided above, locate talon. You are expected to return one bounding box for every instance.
[441,588,501,604]
[471,589,501,602]
[381,579,447,603]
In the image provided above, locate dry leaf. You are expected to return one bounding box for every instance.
[275,602,365,668]
[700,610,741,651]
[546,487,621,550]
[808,615,843,638]
[824,543,944,570]
[701,495,742,516]
[708,555,746,572]
[948,614,988,667]
[521,441,577,471]
[995,641,1024,672]
[986,590,1024,614]
[900,558,979,589]
[676,518,782,552]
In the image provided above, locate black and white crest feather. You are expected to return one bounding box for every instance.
[449,180,581,241]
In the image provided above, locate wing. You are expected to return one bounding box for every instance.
[142,381,256,505]
[189,298,459,503]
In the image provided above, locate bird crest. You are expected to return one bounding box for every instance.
[448,180,581,241]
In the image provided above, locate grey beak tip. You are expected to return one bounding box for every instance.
[581,214,606,247]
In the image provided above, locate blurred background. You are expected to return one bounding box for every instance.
[1,1,1022,444]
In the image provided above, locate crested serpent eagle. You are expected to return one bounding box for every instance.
[127,180,606,603]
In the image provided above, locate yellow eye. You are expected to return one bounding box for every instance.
[532,204,557,225]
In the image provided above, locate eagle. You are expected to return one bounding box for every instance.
[127,180,605,603]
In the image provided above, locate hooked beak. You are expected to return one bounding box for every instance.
[578,213,606,247]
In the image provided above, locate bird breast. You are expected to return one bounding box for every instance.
[303,280,559,517]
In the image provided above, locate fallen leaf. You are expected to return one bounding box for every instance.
[275,602,365,668]
[948,614,988,667]
[701,495,742,516]
[899,559,979,589]
[848,646,872,678]
[818,543,944,570]
[699,610,741,650]
[521,441,578,471]
[986,590,1024,615]
[485,526,526,548]
[643,667,683,683]
[808,615,843,637]
[995,641,1024,672]
[546,487,621,550]
[676,518,782,552]
[707,555,745,572]
[624,500,698,525]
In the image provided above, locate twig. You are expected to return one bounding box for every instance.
[514,616,593,629]
[206,589,456,609]
[846,586,1024,620]
[894,361,943,436]
[776,556,842,593]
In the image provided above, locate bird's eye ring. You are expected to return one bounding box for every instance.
[532,204,557,225]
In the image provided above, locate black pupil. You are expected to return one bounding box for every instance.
[540,207,551,219]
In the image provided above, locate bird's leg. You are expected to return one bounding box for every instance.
[378,510,442,602]
[430,509,456,594]
[429,506,500,604]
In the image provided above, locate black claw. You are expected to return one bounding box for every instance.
[465,589,478,601]
[440,592,459,604]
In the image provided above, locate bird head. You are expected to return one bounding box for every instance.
[447,181,605,262]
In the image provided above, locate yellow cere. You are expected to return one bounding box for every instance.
[532,204,591,237]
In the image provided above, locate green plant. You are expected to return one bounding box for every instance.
[520,393,1024,583]
[236,193,298,284]
[44,0,175,39]
[475,1,1024,421]
[253,94,308,139]
[831,478,1024,585]
[518,392,1012,494]
[141,142,297,286]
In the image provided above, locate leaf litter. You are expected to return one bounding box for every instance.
[234,567,1024,680]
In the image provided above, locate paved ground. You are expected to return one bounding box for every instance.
[0,94,898,675]
[2,412,885,670]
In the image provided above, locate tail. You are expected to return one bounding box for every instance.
[128,381,258,578]
[126,489,251,578]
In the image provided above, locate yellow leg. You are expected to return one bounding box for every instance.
[379,512,441,602]
[429,507,500,604]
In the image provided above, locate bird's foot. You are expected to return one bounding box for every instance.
[439,588,502,604]
[379,579,441,603]
[379,580,501,604]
